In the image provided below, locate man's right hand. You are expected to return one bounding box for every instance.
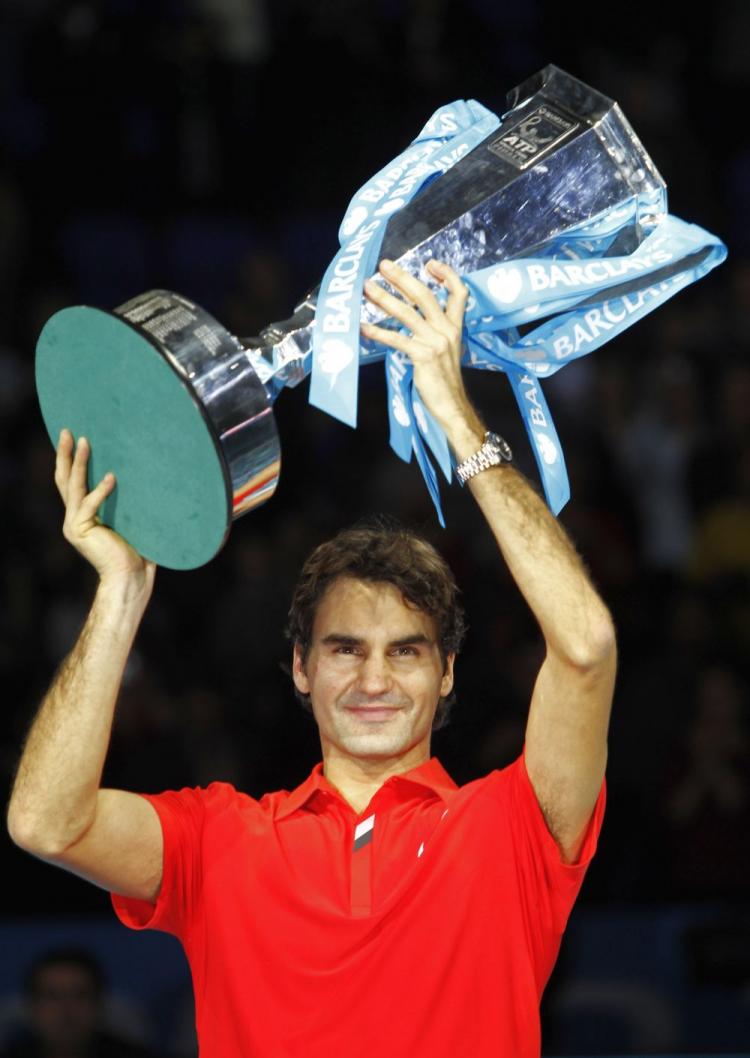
[55,428,156,595]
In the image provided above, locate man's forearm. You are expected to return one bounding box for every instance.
[7,578,150,853]
[448,412,614,665]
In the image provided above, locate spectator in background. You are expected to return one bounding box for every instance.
[688,442,750,585]
[1,948,161,1058]
[660,664,750,899]
[612,351,702,573]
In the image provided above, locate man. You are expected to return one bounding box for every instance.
[8,259,616,1057]
[2,948,160,1058]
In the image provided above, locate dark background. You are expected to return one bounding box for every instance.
[0,0,748,1054]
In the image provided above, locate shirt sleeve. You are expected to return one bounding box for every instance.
[485,747,606,962]
[110,785,209,939]
[515,748,605,926]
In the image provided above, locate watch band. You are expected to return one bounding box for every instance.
[455,431,513,484]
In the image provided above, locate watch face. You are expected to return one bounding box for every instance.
[486,432,513,462]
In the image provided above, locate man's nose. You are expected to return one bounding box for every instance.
[357,653,392,695]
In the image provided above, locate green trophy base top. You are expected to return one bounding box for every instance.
[36,306,232,570]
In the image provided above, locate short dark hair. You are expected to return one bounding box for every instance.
[24,948,105,999]
[286,518,466,730]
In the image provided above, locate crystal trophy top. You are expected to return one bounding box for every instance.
[247,63,666,398]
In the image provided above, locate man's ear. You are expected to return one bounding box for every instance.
[292,642,310,695]
[441,652,456,698]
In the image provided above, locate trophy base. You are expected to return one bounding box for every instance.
[36,307,234,570]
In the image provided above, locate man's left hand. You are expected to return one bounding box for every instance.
[361,259,481,443]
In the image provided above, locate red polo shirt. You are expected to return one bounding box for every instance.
[111,749,605,1057]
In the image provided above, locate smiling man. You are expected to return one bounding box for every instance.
[288,531,461,814]
[8,259,616,1058]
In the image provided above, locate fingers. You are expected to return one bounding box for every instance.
[363,276,428,336]
[54,428,74,503]
[54,428,90,506]
[373,259,449,329]
[67,433,92,509]
[426,259,469,329]
[360,260,473,438]
[363,259,468,338]
[54,428,115,522]
[62,470,116,551]
[52,432,148,578]
[359,321,436,362]
[77,471,116,523]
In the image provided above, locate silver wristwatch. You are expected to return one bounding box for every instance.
[455,431,513,484]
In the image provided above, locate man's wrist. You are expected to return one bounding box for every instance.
[455,432,513,484]
[94,574,152,627]
[440,405,487,461]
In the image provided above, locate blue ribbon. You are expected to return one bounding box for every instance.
[459,214,727,512]
[310,100,500,427]
[310,102,728,520]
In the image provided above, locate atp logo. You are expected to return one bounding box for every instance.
[488,105,578,171]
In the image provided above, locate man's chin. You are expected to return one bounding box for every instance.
[335,724,425,761]
[343,732,403,754]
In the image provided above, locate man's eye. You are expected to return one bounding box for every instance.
[394,646,417,656]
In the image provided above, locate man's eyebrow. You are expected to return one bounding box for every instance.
[320,634,363,647]
[388,634,433,648]
[319,633,434,648]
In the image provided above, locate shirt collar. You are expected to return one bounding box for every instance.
[276,757,458,820]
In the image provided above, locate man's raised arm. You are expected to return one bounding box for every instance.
[362,259,616,864]
[452,457,615,864]
[7,430,164,901]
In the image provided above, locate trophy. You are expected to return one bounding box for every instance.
[35,65,704,569]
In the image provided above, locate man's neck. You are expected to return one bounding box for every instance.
[322,745,431,815]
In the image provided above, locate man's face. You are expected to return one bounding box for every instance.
[29,964,100,1051]
[293,577,454,764]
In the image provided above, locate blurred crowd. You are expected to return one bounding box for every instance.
[0,948,164,1058]
[1,0,748,928]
